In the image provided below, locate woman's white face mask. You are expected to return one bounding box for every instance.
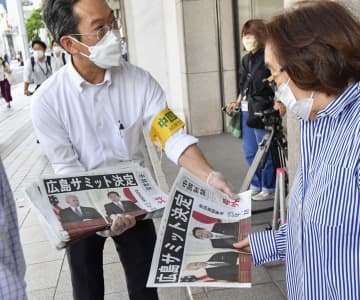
[71,30,123,69]
[275,79,314,120]
[242,36,258,52]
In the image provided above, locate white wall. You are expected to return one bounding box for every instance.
[123,0,187,121]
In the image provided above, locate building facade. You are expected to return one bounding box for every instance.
[110,0,359,186]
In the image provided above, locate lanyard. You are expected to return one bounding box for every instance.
[37,61,50,77]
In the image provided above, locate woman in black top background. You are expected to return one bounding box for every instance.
[226,19,275,201]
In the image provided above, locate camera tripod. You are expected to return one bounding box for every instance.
[240,109,288,230]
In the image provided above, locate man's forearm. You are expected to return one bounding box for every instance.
[178,144,213,182]
[24,82,30,95]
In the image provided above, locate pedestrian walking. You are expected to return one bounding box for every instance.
[0,57,13,108]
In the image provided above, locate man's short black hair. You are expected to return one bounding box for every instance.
[192,227,205,238]
[32,39,47,50]
[107,191,120,198]
[43,0,81,44]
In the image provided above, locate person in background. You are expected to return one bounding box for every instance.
[0,158,27,299]
[235,1,360,299]
[17,51,24,67]
[0,57,13,108]
[3,53,10,65]
[226,19,276,201]
[23,40,53,96]
[121,37,128,61]
[51,40,67,72]
[34,1,236,299]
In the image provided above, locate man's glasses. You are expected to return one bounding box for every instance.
[70,18,121,41]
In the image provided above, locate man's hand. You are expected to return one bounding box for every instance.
[109,214,136,236]
[24,90,32,96]
[207,171,238,199]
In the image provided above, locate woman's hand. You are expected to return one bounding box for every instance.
[233,237,251,254]
[226,101,239,113]
[274,100,286,117]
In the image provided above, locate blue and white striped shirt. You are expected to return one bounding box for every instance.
[0,158,27,299]
[249,81,360,299]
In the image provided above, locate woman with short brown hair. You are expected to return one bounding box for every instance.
[235,1,360,299]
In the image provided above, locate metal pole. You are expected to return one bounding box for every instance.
[215,0,226,131]
[14,0,30,59]
[232,0,241,97]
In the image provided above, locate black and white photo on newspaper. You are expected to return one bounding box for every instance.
[24,163,168,249]
[147,168,252,288]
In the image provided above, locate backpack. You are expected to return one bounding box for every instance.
[31,55,52,74]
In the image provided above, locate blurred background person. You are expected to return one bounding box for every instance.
[235,1,360,299]
[51,40,67,72]
[226,19,275,201]
[121,37,128,61]
[0,57,13,108]
[23,40,53,96]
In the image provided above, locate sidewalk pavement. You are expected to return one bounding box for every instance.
[1,82,286,299]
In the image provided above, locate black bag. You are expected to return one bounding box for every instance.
[246,95,274,129]
[241,54,274,129]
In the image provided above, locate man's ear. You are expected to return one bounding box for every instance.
[60,36,79,55]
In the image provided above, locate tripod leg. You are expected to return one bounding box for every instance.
[240,129,274,192]
[278,168,287,225]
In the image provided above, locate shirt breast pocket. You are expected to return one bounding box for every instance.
[115,118,143,161]
[304,164,354,227]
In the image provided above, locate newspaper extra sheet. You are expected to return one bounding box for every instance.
[147,168,252,288]
[24,163,168,249]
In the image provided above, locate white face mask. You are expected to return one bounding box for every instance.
[242,36,258,52]
[53,46,61,55]
[33,50,45,59]
[72,30,123,69]
[276,79,314,120]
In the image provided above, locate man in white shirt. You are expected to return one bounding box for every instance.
[23,40,53,96]
[35,1,235,299]
[50,40,67,72]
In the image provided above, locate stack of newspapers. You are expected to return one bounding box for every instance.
[25,162,168,249]
[26,165,252,287]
